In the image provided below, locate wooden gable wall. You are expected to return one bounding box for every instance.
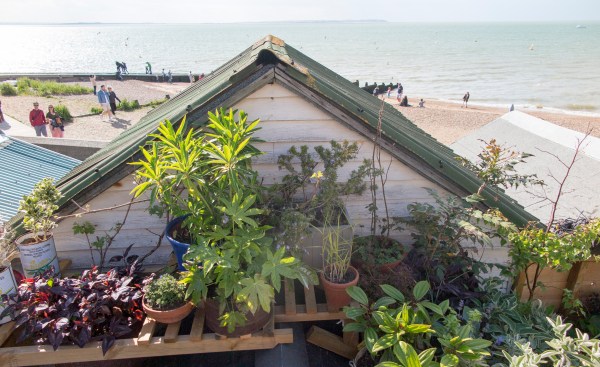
[52,83,508,270]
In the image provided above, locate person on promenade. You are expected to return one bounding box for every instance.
[29,102,48,137]
[462,92,470,108]
[387,86,392,98]
[46,105,64,138]
[0,100,5,123]
[397,83,404,103]
[168,70,173,83]
[418,99,425,108]
[107,86,121,115]
[90,75,97,95]
[189,71,194,83]
[97,85,115,122]
[146,62,152,74]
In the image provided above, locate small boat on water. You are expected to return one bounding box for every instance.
[576,25,587,29]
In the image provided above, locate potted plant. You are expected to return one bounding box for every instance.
[266,141,367,269]
[15,178,61,277]
[318,212,359,312]
[0,220,19,324]
[0,267,144,355]
[132,109,317,336]
[142,274,193,324]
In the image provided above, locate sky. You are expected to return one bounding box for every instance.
[1,0,599,23]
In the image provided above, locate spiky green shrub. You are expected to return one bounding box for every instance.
[143,274,187,310]
[16,78,92,96]
[54,104,72,122]
[117,99,140,111]
[0,83,17,96]
[90,106,103,115]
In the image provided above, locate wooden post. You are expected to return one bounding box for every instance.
[306,326,357,360]
[284,279,297,316]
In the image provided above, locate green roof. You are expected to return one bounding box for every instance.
[54,35,538,227]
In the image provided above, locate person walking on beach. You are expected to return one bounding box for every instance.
[0,100,5,123]
[107,86,121,115]
[145,62,152,74]
[46,105,64,138]
[387,86,392,98]
[29,102,48,137]
[397,83,404,103]
[90,75,97,95]
[462,92,470,108]
[97,85,115,122]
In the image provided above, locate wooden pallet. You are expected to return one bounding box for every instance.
[274,279,359,359]
[0,261,293,367]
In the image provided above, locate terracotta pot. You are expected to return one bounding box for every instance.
[142,297,194,324]
[320,266,359,312]
[203,298,271,337]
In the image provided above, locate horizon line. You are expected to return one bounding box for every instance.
[1,19,599,26]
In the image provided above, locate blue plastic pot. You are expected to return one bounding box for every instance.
[165,215,191,271]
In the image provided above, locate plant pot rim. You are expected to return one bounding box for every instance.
[320,265,359,285]
[142,296,193,313]
[15,232,54,246]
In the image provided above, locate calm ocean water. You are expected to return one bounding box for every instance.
[1,22,599,113]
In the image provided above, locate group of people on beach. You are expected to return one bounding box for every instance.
[28,102,64,138]
[373,81,470,109]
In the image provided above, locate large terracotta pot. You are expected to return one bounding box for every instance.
[142,297,194,324]
[320,265,359,312]
[203,299,271,337]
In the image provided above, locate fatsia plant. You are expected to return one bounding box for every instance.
[132,108,317,332]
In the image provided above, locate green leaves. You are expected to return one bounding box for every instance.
[380,284,405,303]
[412,281,430,301]
[347,286,369,305]
[19,177,61,241]
[237,275,273,314]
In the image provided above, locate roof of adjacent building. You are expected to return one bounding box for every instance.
[0,133,81,222]
[452,111,600,224]
[48,35,537,227]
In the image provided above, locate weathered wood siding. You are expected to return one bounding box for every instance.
[53,178,170,269]
[52,83,511,269]
[234,83,446,242]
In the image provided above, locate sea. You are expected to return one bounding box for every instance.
[1,22,599,114]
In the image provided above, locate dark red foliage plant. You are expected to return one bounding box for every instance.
[0,266,144,355]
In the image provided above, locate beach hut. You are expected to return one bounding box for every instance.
[452,110,600,306]
[26,35,537,270]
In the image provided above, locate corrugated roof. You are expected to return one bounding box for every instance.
[0,133,81,221]
[52,35,537,227]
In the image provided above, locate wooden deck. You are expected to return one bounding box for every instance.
[0,263,358,366]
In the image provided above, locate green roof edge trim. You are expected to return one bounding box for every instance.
[50,35,537,228]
